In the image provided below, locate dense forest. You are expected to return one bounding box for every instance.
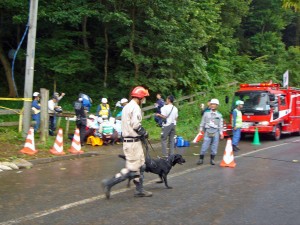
[1,0,300,101]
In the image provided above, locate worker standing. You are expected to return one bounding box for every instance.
[102,86,152,199]
[156,95,178,157]
[32,92,41,133]
[74,97,87,146]
[232,100,244,152]
[197,98,224,165]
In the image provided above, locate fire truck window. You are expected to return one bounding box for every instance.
[280,95,286,106]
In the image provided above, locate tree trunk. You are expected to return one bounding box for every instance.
[129,7,139,81]
[0,43,17,97]
[104,24,109,88]
[82,16,89,50]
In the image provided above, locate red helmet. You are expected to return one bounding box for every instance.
[131,86,150,99]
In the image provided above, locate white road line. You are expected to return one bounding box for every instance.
[1,139,299,225]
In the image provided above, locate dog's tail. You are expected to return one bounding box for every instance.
[118,154,126,160]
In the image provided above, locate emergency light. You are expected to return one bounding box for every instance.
[240,83,280,88]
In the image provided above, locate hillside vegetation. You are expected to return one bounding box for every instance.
[1,0,300,103]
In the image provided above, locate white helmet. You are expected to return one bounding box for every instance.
[97,117,103,123]
[102,115,108,120]
[89,114,96,119]
[120,98,128,104]
[236,100,244,106]
[101,98,108,103]
[115,101,122,107]
[33,92,40,97]
[109,117,116,124]
[210,98,219,105]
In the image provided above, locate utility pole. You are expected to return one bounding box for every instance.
[23,0,39,136]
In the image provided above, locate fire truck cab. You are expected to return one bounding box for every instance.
[230,82,300,140]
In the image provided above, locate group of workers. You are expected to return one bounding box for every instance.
[31,91,65,135]
[31,86,244,199]
[31,91,129,145]
[73,96,128,146]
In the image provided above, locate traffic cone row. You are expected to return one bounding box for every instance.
[20,127,84,156]
[20,127,38,155]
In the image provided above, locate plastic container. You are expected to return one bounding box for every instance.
[176,136,184,147]
[183,140,190,147]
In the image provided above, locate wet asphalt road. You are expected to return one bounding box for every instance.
[1,135,300,225]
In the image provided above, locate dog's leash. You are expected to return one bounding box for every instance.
[146,138,156,152]
[141,137,158,168]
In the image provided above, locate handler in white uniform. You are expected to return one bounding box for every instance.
[102,86,152,199]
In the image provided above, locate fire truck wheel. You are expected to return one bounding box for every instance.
[272,125,281,141]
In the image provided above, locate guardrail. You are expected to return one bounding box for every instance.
[142,91,205,119]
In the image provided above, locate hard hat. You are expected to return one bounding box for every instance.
[109,117,115,124]
[131,86,149,99]
[102,115,108,120]
[101,98,108,103]
[97,117,103,123]
[89,114,95,119]
[236,100,244,106]
[120,98,128,104]
[210,98,219,105]
[116,101,122,107]
[54,92,59,97]
[33,92,40,97]
[78,97,83,102]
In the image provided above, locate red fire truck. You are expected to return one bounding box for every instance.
[230,82,300,140]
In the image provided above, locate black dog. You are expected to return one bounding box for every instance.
[118,154,186,189]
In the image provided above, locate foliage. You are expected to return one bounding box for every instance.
[1,0,300,100]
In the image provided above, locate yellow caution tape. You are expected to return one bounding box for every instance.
[0,106,22,114]
[0,98,32,101]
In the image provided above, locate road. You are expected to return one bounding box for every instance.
[1,135,300,225]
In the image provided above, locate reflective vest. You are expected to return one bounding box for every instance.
[233,108,242,128]
[99,104,110,117]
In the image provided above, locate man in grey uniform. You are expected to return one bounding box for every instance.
[102,86,152,199]
[197,98,224,165]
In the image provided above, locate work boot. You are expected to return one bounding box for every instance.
[102,172,136,199]
[232,145,239,152]
[197,155,204,165]
[210,155,216,165]
[133,177,152,197]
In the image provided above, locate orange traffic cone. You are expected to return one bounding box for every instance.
[193,132,204,143]
[20,127,38,155]
[68,128,84,154]
[220,138,236,168]
[49,128,65,155]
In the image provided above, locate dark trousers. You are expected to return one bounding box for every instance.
[76,120,86,145]
[49,115,56,135]
[161,123,176,156]
[102,130,119,145]
[154,115,163,126]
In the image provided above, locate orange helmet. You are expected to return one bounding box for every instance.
[131,86,150,99]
